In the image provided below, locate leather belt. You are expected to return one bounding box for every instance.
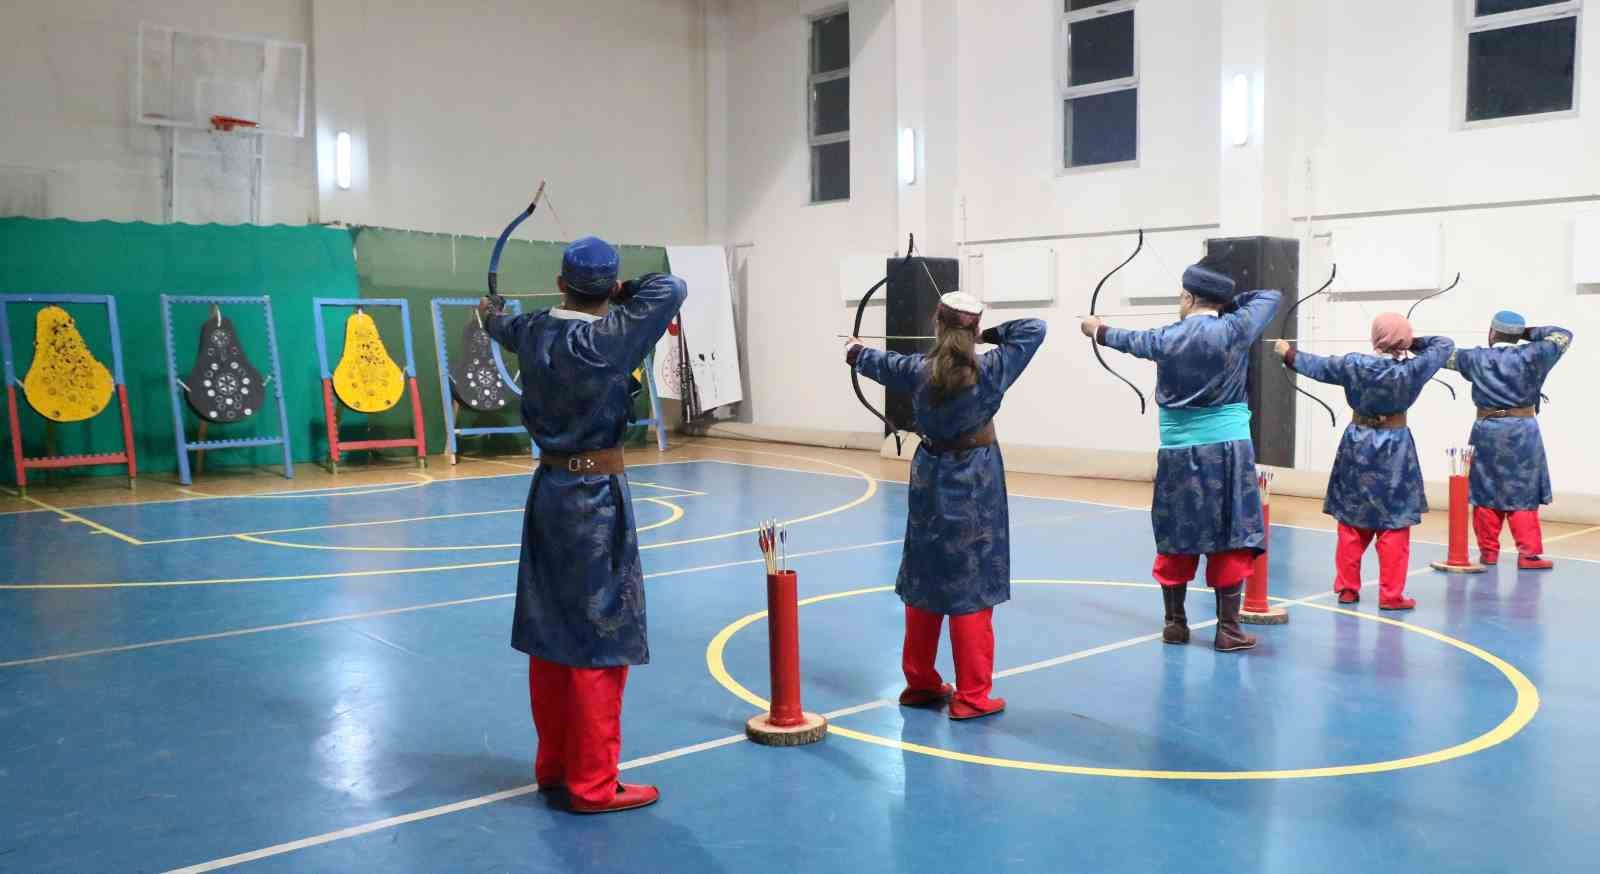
[1476,406,1536,420]
[922,422,997,454]
[1351,411,1407,429]
[539,446,625,474]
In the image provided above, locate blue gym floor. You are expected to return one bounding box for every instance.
[2,447,1596,873]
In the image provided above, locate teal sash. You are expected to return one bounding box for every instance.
[1159,403,1252,448]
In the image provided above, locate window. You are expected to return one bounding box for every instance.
[1463,0,1580,124]
[1061,0,1138,169]
[809,11,850,203]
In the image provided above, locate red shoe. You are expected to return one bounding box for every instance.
[1379,597,1416,611]
[1480,551,1500,565]
[1337,590,1360,605]
[948,697,1006,720]
[570,783,660,814]
[1517,555,1554,570]
[899,683,954,707]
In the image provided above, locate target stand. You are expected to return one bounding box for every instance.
[161,295,293,486]
[429,298,535,465]
[312,298,427,473]
[0,294,137,495]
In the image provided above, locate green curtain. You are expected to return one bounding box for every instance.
[351,227,668,454]
[0,218,357,483]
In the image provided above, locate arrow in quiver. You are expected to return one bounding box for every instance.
[448,315,512,412]
[332,311,406,413]
[22,305,114,423]
[184,310,265,423]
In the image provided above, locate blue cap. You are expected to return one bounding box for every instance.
[1182,262,1237,303]
[1491,310,1525,335]
[561,236,620,298]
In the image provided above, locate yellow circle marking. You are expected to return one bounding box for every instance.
[234,497,685,553]
[706,580,1540,781]
[3,449,878,589]
[177,472,434,500]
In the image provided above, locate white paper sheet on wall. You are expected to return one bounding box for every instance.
[655,245,744,412]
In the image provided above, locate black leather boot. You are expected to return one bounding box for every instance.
[1161,584,1189,644]
[1213,583,1257,652]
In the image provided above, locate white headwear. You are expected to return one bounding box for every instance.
[938,291,984,316]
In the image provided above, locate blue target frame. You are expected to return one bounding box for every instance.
[429,297,534,464]
[161,295,293,486]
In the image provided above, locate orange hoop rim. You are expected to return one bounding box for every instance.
[209,115,260,133]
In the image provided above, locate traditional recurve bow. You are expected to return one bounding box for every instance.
[1408,272,1461,401]
[1281,264,1340,427]
[1088,229,1148,415]
[849,234,939,455]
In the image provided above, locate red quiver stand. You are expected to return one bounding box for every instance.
[1241,470,1288,624]
[745,570,827,746]
[1432,447,1487,574]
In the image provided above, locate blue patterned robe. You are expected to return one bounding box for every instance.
[1446,326,1573,510]
[486,274,687,667]
[852,319,1047,615]
[1287,337,1455,530]
[1100,291,1281,555]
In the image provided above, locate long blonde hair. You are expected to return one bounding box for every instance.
[928,322,978,405]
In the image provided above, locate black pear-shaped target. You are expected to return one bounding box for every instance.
[449,315,512,412]
[184,313,265,423]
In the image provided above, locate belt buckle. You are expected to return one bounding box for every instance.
[567,457,583,473]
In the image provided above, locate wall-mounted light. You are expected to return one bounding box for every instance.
[1225,74,1251,146]
[898,127,918,186]
[335,131,352,190]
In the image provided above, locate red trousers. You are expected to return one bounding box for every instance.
[528,656,629,807]
[902,605,999,712]
[1473,507,1543,559]
[1335,524,1411,602]
[1151,549,1255,589]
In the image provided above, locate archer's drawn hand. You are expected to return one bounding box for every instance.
[1079,317,1103,339]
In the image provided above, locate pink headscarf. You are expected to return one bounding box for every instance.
[1370,312,1414,356]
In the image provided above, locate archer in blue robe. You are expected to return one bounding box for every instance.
[1284,337,1455,530]
[1446,326,1573,510]
[486,273,687,668]
[1098,290,1281,557]
[850,318,1047,614]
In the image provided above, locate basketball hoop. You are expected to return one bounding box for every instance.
[209,115,259,133]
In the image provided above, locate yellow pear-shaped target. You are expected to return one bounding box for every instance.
[332,311,406,413]
[21,306,114,423]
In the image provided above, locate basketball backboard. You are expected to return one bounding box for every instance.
[137,22,306,138]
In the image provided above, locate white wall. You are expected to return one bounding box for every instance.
[1286,0,1600,499]
[715,0,1599,509]
[0,0,317,224]
[312,0,708,245]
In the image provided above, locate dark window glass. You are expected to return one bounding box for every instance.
[812,13,849,74]
[812,142,850,202]
[1065,89,1137,167]
[1466,17,1576,121]
[1476,0,1567,15]
[812,77,849,136]
[1068,10,1134,86]
[1067,0,1122,11]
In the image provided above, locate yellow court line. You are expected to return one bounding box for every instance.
[22,495,144,546]
[0,558,518,591]
[233,497,687,553]
[1,539,903,662]
[176,472,435,501]
[706,579,1540,782]
[1544,523,1600,545]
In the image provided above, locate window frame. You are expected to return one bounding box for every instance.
[1457,0,1583,130]
[1058,0,1140,173]
[808,6,851,204]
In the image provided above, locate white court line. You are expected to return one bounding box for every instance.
[161,581,1355,874]
[165,695,887,874]
[0,540,905,669]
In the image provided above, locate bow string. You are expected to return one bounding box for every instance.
[1408,272,1461,401]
